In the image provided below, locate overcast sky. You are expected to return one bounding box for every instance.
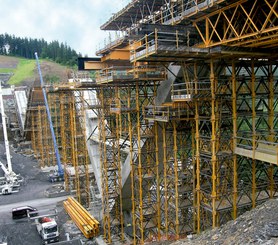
[0,0,131,57]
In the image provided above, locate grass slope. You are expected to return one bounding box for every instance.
[0,55,70,86]
[8,59,36,85]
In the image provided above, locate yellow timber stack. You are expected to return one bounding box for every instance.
[64,197,100,238]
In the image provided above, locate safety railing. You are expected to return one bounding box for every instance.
[130,30,189,61]
[171,83,193,102]
[128,0,224,29]
[171,78,212,101]
[96,35,127,56]
[96,66,133,83]
[96,65,167,83]
[144,104,193,122]
[110,98,137,114]
[144,105,170,122]
[131,65,167,80]
[234,135,278,165]
[236,135,278,152]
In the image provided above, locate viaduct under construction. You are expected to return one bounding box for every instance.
[22,0,278,244]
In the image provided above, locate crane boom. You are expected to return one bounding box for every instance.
[34,52,64,178]
[0,82,12,173]
[0,81,22,188]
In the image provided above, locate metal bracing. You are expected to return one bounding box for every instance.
[59,92,70,191]
[74,90,91,207]
[98,85,125,243]
[192,60,235,230]
[129,81,160,244]
[45,91,92,207]
[233,60,278,214]
[31,105,56,168]
[162,120,194,240]
[193,0,278,48]
[31,111,38,158]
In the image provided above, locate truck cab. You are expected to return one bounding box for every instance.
[36,217,59,244]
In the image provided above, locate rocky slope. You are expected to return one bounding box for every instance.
[173,199,278,245]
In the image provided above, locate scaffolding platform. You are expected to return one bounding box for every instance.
[235,142,278,165]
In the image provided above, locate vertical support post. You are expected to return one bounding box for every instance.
[268,64,274,198]
[195,100,200,232]
[205,18,209,46]
[162,122,169,237]
[210,59,217,228]
[155,28,158,52]
[251,59,256,208]
[117,87,124,241]
[155,121,161,241]
[59,93,69,191]
[128,87,136,245]
[37,106,44,168]
[135,81,144,244]
[232,60,238,219]
[173,121,180,238]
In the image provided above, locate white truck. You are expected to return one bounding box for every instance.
[0,179,12,195]
[35,216,59,244]
[0,177,19,195]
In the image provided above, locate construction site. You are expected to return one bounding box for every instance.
[0,0,278,244]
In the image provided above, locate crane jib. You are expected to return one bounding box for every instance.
[34,52,64,177]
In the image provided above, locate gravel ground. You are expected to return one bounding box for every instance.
[171,199,278,245]
[0,140,100,245]
[0,143,52,206]
[0,141,81,245]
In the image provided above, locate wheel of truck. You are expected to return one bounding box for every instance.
[4,189,8,195]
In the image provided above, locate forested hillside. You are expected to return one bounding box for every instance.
[0,33,81,66]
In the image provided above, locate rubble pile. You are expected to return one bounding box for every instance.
[175,199,278,245]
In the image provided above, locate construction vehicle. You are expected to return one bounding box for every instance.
[0,177,13,195]
[0,81,22,191]
[48,168,64,182]
[29,208,59,244]
[36,216,59,244]
[34,53,64,182]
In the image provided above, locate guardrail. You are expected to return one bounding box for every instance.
[64,197,100,238]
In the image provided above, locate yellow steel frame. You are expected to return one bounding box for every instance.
[162,120,194,239]
[193,0,278,48]
[98,85,125,243]
[131,81,160,243]
[31,112,38,159]
[59,92,69,191]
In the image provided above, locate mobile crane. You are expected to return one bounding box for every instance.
[0,81,22,194]
[35,53,64,182]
